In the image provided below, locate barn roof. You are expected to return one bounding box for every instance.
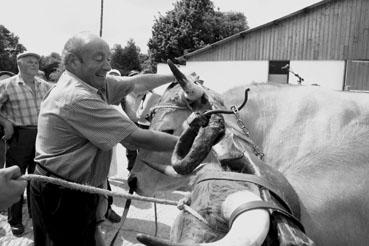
[180,0,335,60]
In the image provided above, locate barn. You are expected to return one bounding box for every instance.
[157,0,369,93]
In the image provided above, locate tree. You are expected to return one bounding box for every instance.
[0,25,26,73]
[40,52,61,81]
[139,53,157,73]
[148,0,248,63]
[111,39,141,76]
[211,11,248,41]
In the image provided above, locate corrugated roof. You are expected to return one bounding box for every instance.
[180,0,335,60]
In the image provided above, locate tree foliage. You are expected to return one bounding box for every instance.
[0,25,26,73]
[40,52,61,81]
[111,39,141,76]
[148,0,248,63]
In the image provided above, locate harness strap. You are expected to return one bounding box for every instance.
[229,200,305,232]
[196,172,294,216]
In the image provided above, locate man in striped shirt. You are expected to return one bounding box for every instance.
[0,51,52,236]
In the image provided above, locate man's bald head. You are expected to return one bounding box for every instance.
[61,31,112,89]
[62,32,106,67]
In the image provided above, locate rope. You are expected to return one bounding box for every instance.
[150,104,188,111]
[154,201,158,236]
[21,174,209,226]
[2,138,7,168]
[22,174,178,206]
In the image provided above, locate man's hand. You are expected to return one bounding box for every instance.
[2,121,14,140]
[0,166,27,210]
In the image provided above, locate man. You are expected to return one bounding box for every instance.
[104,68,122,224]
[29,32,180,246]
[0,71,15,168]
[123,69,161,171]
[0,51,52,236]
[122,70,141,172]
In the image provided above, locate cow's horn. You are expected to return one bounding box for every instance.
[137,190,270,246]
[137,233,200,246]
[167,59,204,101]
[209,190,270,246]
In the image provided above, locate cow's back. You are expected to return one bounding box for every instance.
[223,84,369,170]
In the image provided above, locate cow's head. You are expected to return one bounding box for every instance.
[131,60,229,195]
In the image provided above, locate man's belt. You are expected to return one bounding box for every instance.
[14,125,37,130]
[35,163,72,182]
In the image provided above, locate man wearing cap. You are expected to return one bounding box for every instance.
[0,51,52,236]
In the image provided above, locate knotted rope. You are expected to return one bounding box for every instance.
[21,174,209,226]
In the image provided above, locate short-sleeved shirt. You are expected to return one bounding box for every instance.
[0,74,53,126]
[35,71,138,186]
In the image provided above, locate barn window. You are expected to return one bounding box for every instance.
[268,61,290,84]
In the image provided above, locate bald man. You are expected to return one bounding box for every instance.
[29,32,180,246]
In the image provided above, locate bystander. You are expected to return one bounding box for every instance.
[0,51,53,236]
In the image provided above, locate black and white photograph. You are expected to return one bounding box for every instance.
[0,0,368,245]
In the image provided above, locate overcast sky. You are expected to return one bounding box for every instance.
[0,0,321,56]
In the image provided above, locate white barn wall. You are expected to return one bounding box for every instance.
[157,61,269,94]
[289,61,345,90]
[157,60,344,94]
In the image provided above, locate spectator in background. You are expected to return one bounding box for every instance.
[104,69,122,224]
[135,69,161,130]
[0,51,53,236]
[0,71,15,169]
[121,69,161,172]
[121,70,140,172]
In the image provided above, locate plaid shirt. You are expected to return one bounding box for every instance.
[0,74,53,126]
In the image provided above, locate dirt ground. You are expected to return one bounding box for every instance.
[0,146,185,246]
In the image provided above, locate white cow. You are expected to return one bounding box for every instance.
[131,62,369,245]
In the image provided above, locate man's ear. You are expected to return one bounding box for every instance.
[69,54,82,70]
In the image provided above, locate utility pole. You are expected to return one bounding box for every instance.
[99,0,104,37]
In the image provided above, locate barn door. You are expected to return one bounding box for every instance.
[344,60,369,91]
[268,61,289,84]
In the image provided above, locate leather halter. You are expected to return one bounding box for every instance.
[195,171,305,232]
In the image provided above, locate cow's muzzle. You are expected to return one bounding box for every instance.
[171,112,225,175]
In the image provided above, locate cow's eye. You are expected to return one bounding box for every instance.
[161,129,174,135]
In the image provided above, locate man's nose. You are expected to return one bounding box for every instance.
[103,60,111,71]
